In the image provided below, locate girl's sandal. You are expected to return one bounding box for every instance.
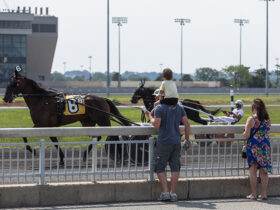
[258,195,268,200]
[246,194,257,200]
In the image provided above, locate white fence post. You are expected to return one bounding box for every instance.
[39,139,46,185]
[148,136,155,181]
[91,137,98,182]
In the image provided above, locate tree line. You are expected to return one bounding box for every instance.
[51,65,280,88]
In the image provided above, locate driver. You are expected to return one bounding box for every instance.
[213,100,244,124]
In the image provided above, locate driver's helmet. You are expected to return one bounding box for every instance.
[153,89,165,96]
[235,100,243,107]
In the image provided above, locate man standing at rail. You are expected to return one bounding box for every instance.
[145,102,190,201]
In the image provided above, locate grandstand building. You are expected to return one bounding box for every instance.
[0,7,57,85]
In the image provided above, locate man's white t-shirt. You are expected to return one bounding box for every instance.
[232,108,244,120]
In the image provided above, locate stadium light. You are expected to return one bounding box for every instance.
[174,18,191,88]
[260,0,277,96]
[234,19,249,66]
[112,17,128,88]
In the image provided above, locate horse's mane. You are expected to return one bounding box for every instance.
[144,87,156,95]
[24,77,58,95]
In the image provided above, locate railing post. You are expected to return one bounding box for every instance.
[91,137,98,182]
[148,136,155,181]
[39,139,46,185]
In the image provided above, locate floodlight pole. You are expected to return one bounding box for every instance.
[112,17,127,88]
[118,23,121,87]
[88,56,92,81]
[262,0,276,96]
[106,0,110,97]
[239,23,242,66]
[175,18,191,88]
[180,23,183,88]
[234,19,249,66]
[265,0,269,96]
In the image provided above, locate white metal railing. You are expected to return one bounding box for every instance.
[0,125,280,185]
[2,125,280,137]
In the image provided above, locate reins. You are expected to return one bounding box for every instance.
[16,93,61,97]
[180,103,229,123]
[179,103,215,118]
[75,101,141,126]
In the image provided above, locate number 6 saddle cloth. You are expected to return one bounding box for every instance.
[63,95,86,115]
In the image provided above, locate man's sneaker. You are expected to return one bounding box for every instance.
[170,193,178,202]
[158,192,170,201]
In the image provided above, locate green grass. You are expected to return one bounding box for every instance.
[1,94,280,143]
[106,94,280,105]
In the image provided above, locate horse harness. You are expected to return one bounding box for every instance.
[16,93,80,126]
[56,96,65,126]
[15,93,141,126]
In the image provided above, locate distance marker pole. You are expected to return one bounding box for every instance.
[230,89,234,111]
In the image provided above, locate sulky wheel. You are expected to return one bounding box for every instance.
[126,135,150,166]
[105,136,129,162]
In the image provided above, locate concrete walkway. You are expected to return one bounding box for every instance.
[6,197,280,210]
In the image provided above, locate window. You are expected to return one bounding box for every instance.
[32,24,39,32]
[0,35,27,82]
[32,24,57,33]
[40,24,57,33]
[0,21,31,29]
[0,63,26,82]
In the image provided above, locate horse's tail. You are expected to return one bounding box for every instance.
[105,98,131,126]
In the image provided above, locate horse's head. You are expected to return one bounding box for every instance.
[131,80,146,104]
[3,68,25,103]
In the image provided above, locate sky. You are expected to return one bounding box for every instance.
[1,0,280,75]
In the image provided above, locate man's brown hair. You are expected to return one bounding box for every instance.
[162,68,173,80]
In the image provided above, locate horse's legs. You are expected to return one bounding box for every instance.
[193,117,208,125]
[80,120,100,162]
[49,137,64,165]
[23,137,36,156]
[83,136,101,162]
[186,111,208,125]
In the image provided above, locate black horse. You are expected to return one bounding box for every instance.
[131,80,220,125]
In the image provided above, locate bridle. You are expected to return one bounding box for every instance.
[5,76,61,102]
